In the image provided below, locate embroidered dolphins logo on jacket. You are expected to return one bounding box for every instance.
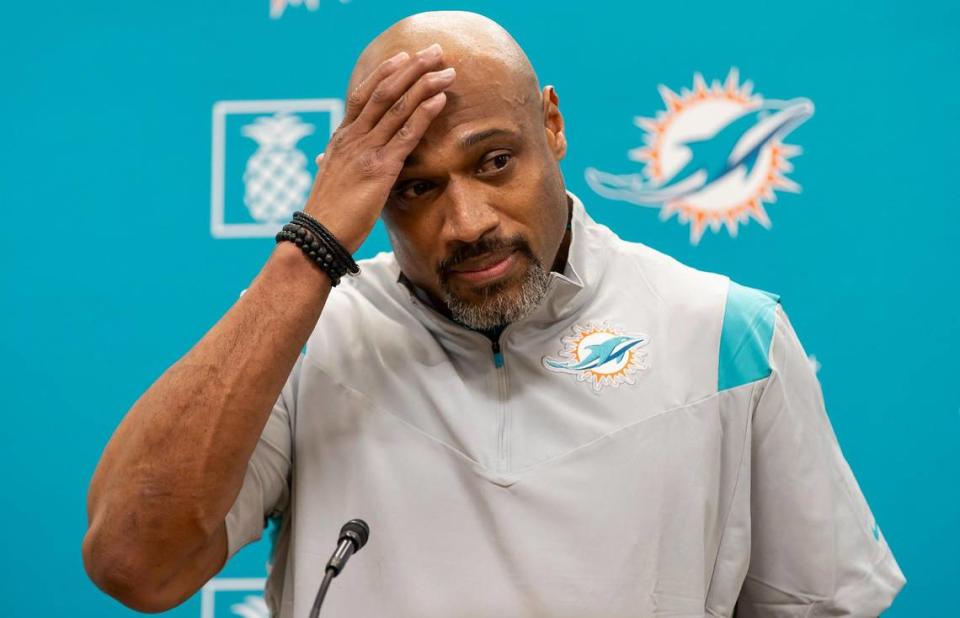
[544,335,647,372]
[543,323,650,392]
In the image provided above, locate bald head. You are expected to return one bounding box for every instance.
[347,11,542,121]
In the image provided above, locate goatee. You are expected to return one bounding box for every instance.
[438,234,551,330]
[443,260,551,330]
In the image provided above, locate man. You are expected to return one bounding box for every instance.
[82,11,905,617]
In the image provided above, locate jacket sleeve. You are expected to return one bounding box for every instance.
[223,355,299,561]
[736,306,906,617]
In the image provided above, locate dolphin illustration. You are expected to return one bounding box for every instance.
[585,97,814,206]
[544,335,647,373]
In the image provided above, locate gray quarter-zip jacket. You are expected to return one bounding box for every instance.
[225,191,905,617]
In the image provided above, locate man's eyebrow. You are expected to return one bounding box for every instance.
[458,127,520,149]
[402,127,521,168]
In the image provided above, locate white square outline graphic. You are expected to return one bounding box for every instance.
[211,99,344,239]
[200,577,267,618]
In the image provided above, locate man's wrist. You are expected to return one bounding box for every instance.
[271,241,334,287]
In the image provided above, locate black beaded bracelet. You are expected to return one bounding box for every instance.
[275,223,349,285]
[276,228,347,285]
[290,222,354,279]
[291,217,356,276]
[276,225,343,278]
[292,211,354,270]
[285,223,351,276]
[292,211,359,275]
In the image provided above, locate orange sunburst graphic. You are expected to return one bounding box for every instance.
[542,321,650,392]
[585,68,814,244]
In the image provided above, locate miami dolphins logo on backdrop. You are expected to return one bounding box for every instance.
[543,322,650,392]
[585,68,814,244]
[270,0,318,19]
[270,0,352,18]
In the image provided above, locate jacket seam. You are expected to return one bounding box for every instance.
[704,379,760,610]
[302,354,490,471]
[508,376,771,481]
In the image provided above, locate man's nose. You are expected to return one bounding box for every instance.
[439,181,500,245]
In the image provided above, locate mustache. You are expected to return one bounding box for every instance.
[437,234,536,282]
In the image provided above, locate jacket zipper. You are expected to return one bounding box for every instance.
[403,288,513,474]
[491,338,509,472]
[491,339,504,368]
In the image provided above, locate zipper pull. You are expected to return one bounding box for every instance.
[491,339,504,369]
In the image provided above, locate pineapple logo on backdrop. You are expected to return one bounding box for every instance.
[211,99,343,239]
[585,69,813,244]
[241,113,314,224]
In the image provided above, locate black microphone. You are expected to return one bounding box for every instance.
[308,519,370,618]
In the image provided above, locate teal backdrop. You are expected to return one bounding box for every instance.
[2,1,957,616]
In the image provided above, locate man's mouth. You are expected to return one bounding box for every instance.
[449,250,518,285]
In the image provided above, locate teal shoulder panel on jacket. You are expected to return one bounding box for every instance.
[718,281,781,392]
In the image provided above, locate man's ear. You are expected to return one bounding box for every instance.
[541,85,567,160]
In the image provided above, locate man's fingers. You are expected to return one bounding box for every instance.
[352,44,446,133]
[304,153,326,203]
[381,91,448,161]
[343,51,409,124]
[368,67,455,146]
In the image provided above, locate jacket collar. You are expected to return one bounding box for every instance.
[394,190,609,343]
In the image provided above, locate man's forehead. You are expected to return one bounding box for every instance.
[402,73,533,167]
[437,61,534,119]
[344,12,543,167]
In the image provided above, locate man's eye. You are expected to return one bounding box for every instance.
[399,180,435,200]
[478,152,512,174]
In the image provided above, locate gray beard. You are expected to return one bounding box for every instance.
[443,261,552,330]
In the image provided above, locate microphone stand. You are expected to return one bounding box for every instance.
[308,569,336,618]
[308,519,370,618]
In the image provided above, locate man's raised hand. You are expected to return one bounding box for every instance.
[303,43,454,253]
